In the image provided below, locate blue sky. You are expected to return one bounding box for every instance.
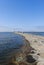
[0,0,44,31]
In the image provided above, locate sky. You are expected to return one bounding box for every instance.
[0,0,44,32]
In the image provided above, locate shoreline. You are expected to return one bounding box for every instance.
[1,32,44,65]
[8,32,38,65]
[16,32,44,65]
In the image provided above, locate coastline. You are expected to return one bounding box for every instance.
[2,32,44,65]
[7,32,37,65]
[16,32,44,65]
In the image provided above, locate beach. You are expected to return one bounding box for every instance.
[1,32,44,65]
[16,32,44,65]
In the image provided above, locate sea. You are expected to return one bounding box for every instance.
[24,32,44,36]
[0,32,25,64]
[0,32,44,65]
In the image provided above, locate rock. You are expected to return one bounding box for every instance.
[37,53,40,55]
[26,55,36,63]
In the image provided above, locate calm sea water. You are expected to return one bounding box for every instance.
[0,32,44,64]
[24,32,44,36]
[0,32,25,64]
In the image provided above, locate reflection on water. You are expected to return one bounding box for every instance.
[0,32,25,65]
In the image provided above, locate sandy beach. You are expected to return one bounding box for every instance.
[4,32,44,65]
[17,32,44,65]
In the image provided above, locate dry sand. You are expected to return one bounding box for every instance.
[17,32,44,65]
